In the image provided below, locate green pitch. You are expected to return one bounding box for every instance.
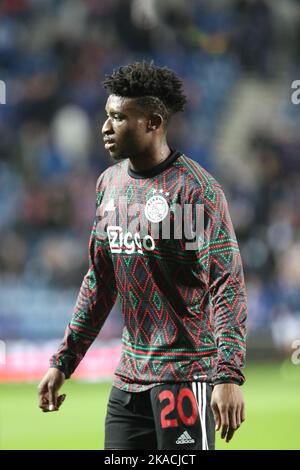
[0,361,299,450]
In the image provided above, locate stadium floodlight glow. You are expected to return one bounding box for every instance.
[0,80,6,104]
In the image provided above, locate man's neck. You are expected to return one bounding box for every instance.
[128,143,171,173]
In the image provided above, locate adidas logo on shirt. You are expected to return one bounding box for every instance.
[176,431,195,445]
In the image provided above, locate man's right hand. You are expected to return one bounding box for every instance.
[38,367,66,412]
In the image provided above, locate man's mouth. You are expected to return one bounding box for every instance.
[104,142,116,150]
[103,137,116,150]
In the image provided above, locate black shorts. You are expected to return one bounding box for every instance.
[105,382,215,450]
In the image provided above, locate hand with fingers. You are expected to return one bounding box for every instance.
[211,383,245,443]
[38,368,66,412]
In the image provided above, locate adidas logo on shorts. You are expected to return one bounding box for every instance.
[176,431,195,445]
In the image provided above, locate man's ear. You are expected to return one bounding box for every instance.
[147,113,163,131]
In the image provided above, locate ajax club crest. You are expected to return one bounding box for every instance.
[145,193,169,223]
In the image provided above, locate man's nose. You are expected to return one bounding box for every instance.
[102,117,113,135]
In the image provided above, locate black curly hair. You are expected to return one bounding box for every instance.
[102,61,187,125]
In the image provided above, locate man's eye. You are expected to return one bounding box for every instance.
[105,113,123,121]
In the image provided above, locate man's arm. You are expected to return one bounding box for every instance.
[38,177,117,411]
[49,224,117,379]
[201,184,247,441]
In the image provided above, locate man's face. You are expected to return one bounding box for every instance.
[102,94,151,160]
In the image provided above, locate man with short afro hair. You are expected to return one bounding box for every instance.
[39,61,247,451]
[103,61,187,124]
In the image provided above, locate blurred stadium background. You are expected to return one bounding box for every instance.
[0,0,300,450]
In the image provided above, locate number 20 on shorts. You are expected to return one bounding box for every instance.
[159,387,198,428]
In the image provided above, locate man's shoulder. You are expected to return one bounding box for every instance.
[96,160,127,188]
[180,154,224,195]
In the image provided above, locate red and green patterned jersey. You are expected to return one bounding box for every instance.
[50,150,247,391]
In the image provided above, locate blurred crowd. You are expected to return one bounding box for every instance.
[0,0,300,349]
